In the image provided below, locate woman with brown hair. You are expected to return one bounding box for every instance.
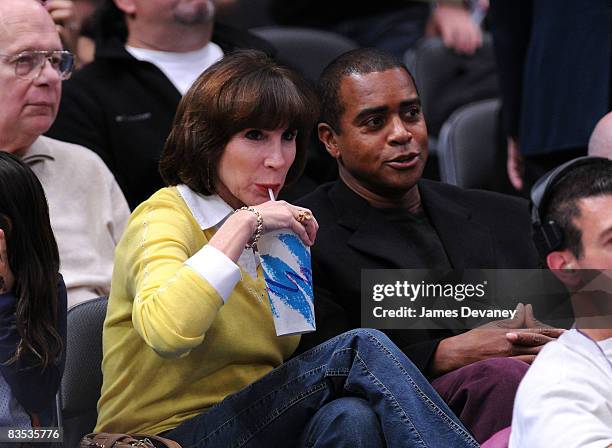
[95,50,478,448]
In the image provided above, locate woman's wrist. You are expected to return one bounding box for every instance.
[234,207,264,248]
[230,208,259,235]
[209,210,259,262]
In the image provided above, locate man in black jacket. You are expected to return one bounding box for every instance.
[298,48,563,443]
[47,0,274,208]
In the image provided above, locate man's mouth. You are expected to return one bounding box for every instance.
[385,153,421,169]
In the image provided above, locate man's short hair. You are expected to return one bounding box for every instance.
[159,49,319,195]
[544,159,612,258]
[318,48,417,133]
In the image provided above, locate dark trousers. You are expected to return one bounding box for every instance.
[432,357,529,443]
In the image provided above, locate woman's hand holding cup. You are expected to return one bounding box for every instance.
[252,200,318,247]
[209,201,318,263]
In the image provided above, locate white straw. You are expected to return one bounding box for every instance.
[268,188,275,201]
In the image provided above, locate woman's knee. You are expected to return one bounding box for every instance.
[339,328,392,347]
[320,396,377,423]
[299,397,384,448]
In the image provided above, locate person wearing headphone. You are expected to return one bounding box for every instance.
[510,156,612,448]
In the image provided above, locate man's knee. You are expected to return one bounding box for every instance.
[474,357,529,391]
[442,357,529,396]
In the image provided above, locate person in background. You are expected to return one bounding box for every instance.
[0,152,67,430]
[489,0,610,192]
[39,0,80,62]
[41,0,103,68]
[510,157,612,448]
[0,0,130,307]
[269,0,486,58]
[48,0,275,208]
[96,50,478,448]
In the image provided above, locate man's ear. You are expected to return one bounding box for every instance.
[113,0,136,15]
[547,250,581,287]
[318,123,341,160]
[546,250,572,271]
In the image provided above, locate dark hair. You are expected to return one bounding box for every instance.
[318,47,417,133]
[544,159,612,258]
[160,49,319,195]
[0,153,62,369]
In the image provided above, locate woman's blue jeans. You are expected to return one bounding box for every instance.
[164,329,479,448]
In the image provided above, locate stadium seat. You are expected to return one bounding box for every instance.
[437,98,507,190]
[250,26,358,83]
[409,33,499,140]
[59,297,107,448]
[215,0,275,29]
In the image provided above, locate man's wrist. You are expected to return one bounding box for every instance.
[428,336,458,377]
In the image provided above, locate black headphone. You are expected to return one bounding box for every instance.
[530,156,610,260]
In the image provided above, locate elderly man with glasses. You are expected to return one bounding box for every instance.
[0,0,130,308]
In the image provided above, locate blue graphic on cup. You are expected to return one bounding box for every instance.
[259,231,316,335]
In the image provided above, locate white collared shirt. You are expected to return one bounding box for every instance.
[178,184,260,303]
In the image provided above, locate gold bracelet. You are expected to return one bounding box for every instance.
[235,206,264,249]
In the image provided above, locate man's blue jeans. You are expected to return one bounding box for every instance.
[164,329,479,448]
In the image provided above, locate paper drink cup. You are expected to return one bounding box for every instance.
[257,229,316,336]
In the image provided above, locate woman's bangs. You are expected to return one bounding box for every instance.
[230,73,314,132]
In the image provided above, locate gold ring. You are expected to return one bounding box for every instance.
[296,210,312,223]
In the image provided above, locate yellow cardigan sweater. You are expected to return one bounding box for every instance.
[95,187,300,435]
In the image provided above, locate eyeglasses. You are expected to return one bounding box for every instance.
[0,50,74,80]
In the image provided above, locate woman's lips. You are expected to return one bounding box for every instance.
[255,184,281,196]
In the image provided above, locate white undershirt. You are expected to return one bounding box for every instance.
[126,43,224,95]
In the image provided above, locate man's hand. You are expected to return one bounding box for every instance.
[505,303,565,362]
[43,0,79,56]
[507,136,524,191]
[429,303,564,376]
[426,3,483,55]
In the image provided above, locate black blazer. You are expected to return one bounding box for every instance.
[297,179,540,373]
